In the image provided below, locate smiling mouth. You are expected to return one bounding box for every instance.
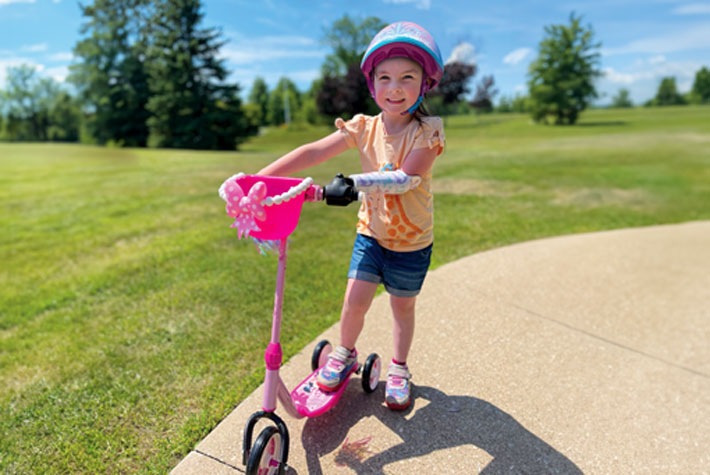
[387,98,406,104]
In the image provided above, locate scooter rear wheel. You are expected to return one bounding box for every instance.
[311,340,332,371]
[361,353,381,393]
[246,426,283,475]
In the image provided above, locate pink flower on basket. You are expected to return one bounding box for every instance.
[223,179,267,239]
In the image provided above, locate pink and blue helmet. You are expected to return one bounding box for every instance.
[361,22,444,112]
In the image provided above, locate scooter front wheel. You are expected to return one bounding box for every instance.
[361,353,381,393]
[246,426,284,475]
[311,339,332,372]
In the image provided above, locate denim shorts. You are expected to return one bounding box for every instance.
[347,234,433,298]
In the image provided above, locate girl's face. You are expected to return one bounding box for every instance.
[373,57,423,116]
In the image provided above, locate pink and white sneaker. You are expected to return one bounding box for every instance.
[385,362,412,410]
[316,346,358,392]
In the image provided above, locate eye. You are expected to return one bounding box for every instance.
[378,75,390,81]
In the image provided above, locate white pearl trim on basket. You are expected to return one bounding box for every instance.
[218,173,313,207]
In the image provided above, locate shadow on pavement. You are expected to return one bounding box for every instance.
[299,382,582,474]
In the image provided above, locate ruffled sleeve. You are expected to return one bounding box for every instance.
[413,116,445,156]
[334,114,367,149]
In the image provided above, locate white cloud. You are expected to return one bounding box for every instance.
[49,52,73,62]
[672,3,710,14]
[599,58,705,105]
[0,57,73,86]
[503,47,533,66]
[604,59,701,86]
[0,0,35,4]
[599,58,703,104]
[44,65,68,82]
[446,42,476,65]
[604,67,636,84]
[382,0,431,10]
[221,47,323,65]
[21,43,48,53]
[602,23,710,55]
[221,33,325,65]
[649,55,666,65]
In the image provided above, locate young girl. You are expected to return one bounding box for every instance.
[258,22,445,410]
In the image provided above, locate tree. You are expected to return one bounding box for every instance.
[0,65,75,141]
[611,88,633,108]
[145,0,247,149]
[248,77,269,126]
[527,13,602,125]
[316,63,377,119]
[47,91,81,141]
[69,0,151,146]
[655,77,685,106]
[429,61,476,115]
[321,14,386,76]
[297,80,327,125]
[267,78,301,126]
[470,75,499,112]
[2,65,49,140]
[691,66,710,104]
[315,15,385,119]
[497,94,530,113]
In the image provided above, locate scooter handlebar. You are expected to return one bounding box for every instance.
[323,173,361,206]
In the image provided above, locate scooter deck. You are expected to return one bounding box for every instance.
[290,367,356,418]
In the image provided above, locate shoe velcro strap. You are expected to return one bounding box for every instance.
[387,364,411,380]
[332,345,353,363]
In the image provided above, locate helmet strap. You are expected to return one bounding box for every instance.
[403,95,423,115]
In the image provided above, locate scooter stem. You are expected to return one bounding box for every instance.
[271,238,288,345]
[262,238,288,413]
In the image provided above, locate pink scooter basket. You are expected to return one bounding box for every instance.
[219,174,313,240]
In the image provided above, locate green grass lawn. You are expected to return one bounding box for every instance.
[1,106,709,473]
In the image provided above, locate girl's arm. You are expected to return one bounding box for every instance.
[400,146,438,177]
[258,131,350,176]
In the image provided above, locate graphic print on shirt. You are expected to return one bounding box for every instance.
[358,163,422,248]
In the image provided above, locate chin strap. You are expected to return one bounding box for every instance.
[403,96,423,115]
[350,169,421,194]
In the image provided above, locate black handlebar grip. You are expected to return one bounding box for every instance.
[324,173,360,206]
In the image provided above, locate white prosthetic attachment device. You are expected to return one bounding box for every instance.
[349,169,421,194]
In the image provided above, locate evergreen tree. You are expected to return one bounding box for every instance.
[528,13,602,125]
[146,0,246,149]
[70,0,151,146]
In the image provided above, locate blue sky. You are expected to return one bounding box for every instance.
[1,0,709,106]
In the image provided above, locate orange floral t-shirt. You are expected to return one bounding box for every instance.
[335,113,445,252]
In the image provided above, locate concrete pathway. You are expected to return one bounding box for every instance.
[172,221,710,474]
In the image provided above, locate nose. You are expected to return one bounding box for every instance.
[388,80,403,93]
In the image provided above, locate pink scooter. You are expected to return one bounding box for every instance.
[219,173,381,475]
